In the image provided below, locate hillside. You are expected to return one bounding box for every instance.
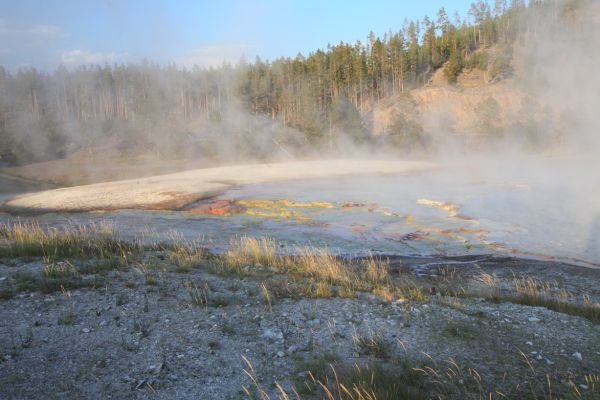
[369,47,530,146]
[370,0,600,153]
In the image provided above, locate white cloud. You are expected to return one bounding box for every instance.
[61,50,128,66]
[0,20,64,37]
[178,44,252,68]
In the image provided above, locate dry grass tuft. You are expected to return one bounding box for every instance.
[246,354,427,400]
[293,247,349,283]
[260,282,273,311]
[483,275,600,323]
[133,262,159,286]
[463,273,600,323]
[219,238,432,304]
[42,259,78,279]
[353,330,391,359]
[307,281,333,298]
[164,231,205,270]
[0,220,140,262]
[364,255,389,286]
[184,280,209,306]
[13,258,104,293]
[225,236,277,270]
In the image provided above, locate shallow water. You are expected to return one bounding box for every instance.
[1,158,598,266]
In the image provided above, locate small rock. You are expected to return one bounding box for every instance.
[580,384,589,390]
[82,328,91,333]
[572,352,582,361]
[545,359,554,365]
[287,345,298,354]
[262,328,284,341]
[147,363,163,374]
[528,317,540,322]
[525,341,533,346]
[276,351,285,358]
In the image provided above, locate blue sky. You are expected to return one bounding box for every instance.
[0,0,474,71]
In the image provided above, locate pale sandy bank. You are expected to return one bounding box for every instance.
[2,160,434,213]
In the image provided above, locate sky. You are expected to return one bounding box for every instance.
[0,0,474,71]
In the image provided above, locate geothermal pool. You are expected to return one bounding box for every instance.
[1,158,598,267]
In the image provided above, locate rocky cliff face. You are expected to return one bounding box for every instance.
[367,45,561,151]
[370,0,600,154]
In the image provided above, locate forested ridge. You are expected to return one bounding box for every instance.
[0,0,586,163]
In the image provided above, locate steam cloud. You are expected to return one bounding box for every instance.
[0,1,598,263]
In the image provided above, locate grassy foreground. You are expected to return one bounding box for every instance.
[0,220,599,399]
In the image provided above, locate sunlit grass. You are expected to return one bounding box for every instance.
[1,223,597,323]
[224,236,277,270]
[214,237,430,303]
[163,231,206,271]
[464,272,600,324]
[0,220,140,261]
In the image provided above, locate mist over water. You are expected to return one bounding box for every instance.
[1,154,597,266]
[1,1,599,266]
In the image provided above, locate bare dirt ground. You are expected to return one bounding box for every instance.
[0,253,598,399]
